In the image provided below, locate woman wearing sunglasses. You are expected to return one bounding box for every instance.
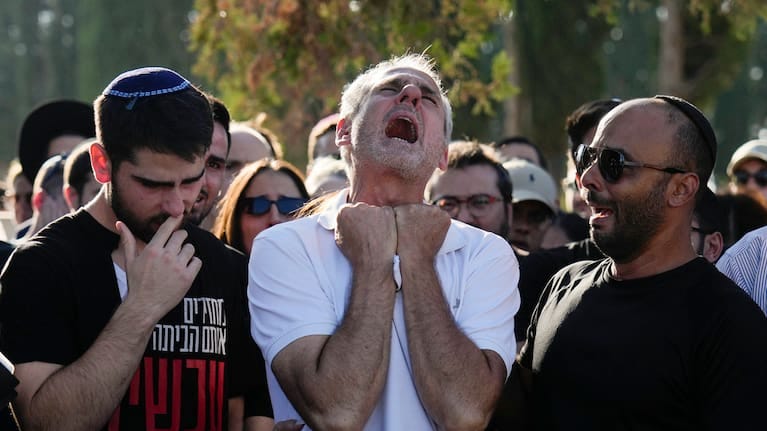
[213,159,309,255]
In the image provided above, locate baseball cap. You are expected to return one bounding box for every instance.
[726,139,767,176]
[503,159,558,214]
[18,100,95,183]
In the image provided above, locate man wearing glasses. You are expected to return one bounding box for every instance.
[726,139,767,201]
[502,96,767,429]
[426,140,514,243]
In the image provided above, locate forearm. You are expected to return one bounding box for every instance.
[19,302,158,431]
[277,267,396,430]
[401,260,506,431]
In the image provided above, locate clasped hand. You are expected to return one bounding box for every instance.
[335,203,451,270]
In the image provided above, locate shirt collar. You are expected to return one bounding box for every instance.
[317,188,466,255]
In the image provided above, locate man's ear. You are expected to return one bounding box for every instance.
[63,184,79,211]
[437,146,448,171]
[31,190,45,211]
[668,173,699,208]
[703,231,724,264]
[336,118,351,148]
[89,142,112,184]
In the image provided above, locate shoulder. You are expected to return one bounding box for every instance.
[7,211,108,265]
[445,219,513,256]
[251,215,326,256]
[552,258,607,286]
[717,226,767,278]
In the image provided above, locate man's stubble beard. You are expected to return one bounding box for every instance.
[592,177,668,263]
[109,179,171,244]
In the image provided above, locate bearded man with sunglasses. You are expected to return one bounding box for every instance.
[503,96,767,430]
[248,54,519,430]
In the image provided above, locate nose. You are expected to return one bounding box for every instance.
[268,203,288,226]
[399,84,421,106]
[455,204,475,224]
[163,188,186,218]
[745,177,761,191]
[513,218,529,233]
[578,158,604,197]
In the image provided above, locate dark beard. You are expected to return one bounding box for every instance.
[186,188,210,227]
[108,182,170,244]
[590,177,668,263]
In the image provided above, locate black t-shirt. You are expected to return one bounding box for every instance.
[515,238,604,340]
[0,209,271,430]
[516,257,767,430]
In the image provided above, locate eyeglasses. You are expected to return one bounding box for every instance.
[241,196,307,216]
[733,170,767,187]
[575,144,686,183]
[432,194,502,216]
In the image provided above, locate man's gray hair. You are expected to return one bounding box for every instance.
[339,53,453,146]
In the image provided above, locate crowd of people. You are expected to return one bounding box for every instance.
[0,53,766,431]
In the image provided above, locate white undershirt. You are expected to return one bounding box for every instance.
[113,261,128,301]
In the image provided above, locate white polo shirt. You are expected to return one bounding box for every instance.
[248,190,520,430]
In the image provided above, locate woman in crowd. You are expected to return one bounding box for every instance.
[213,158,309,255]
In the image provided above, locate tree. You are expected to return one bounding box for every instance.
[190,0,515,166]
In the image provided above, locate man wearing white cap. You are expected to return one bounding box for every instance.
[504,159,559,252]
[727,139,767,201]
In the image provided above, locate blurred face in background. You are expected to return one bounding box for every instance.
[729,158,767,202]
[239,169,306,255]
[495,142,540,166]
[9,174,33,224]
[429,164,511,240]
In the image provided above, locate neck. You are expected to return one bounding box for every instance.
[610,220,697,280]
[348,169,428,206]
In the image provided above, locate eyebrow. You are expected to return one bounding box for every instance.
[208,155,226,165]
[132,168,205,187]
[379,77,440,99]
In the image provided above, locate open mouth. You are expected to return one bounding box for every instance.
[385,116,418,143]
[590,205,614,224]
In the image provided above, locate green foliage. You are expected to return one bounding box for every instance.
[591,0,767,38]
[190,0,515,165]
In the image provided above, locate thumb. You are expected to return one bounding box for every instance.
[116,221,136,267]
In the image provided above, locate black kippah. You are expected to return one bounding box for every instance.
[102,67,191,110]
[654,95,717,167]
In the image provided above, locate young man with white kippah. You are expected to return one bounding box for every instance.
[0,67,271,431]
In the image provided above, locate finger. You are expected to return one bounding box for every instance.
[164,229,189,254]
[116,221,136,266]
[148,215,183,248]
[178,243,196,265]
[187,256,203,277]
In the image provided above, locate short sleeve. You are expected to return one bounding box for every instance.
[248,227,340,364]
[0,245,78,365]
[454,234,520,377]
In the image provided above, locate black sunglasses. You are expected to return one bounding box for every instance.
[575,144,686,183]
[733,170,767,187]
[241,196,307,216]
